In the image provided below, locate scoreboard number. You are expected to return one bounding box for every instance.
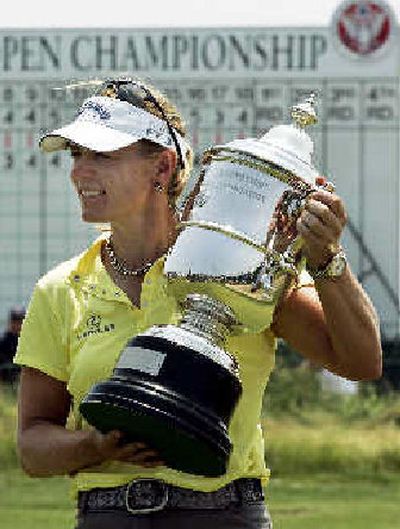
[3,152,14,170]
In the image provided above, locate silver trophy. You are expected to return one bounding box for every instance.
[80,95,323,476]
[165,94,322,328]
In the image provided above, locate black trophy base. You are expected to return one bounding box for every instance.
[80,377,230,477]
[80,331,242,477]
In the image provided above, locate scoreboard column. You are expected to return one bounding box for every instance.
[20,82,42,298]
[361,80,399,337]
[324,81,362,273]
[0,84,21,310]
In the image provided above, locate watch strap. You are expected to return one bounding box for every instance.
[307,249,347,280]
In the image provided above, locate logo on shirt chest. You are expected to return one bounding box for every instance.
[76,313,116,340]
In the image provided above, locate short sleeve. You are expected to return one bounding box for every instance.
[14,281,70,382]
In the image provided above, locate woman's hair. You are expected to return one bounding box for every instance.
[96,77,193,210]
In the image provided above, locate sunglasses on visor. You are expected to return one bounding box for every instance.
[96,78,185,170]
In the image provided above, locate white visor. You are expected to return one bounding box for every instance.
[40,96,189,164]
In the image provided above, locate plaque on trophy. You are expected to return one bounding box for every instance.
[80,95,326,476]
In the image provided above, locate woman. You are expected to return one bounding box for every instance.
[15,77,382,529]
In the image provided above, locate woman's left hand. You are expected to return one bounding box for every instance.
[296,188,347,270]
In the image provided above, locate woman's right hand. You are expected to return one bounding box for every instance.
[18,367,165,477]
[89,429,165,468]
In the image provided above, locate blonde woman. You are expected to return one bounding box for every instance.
[15,77,381,529]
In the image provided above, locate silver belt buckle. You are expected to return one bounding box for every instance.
[125,479,169,514]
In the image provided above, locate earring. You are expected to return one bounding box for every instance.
[154,181,164,193]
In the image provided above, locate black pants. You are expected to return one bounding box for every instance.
[76,502,272,528]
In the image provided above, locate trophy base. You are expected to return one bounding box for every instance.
[80,376,230,477]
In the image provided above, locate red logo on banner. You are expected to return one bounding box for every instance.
[336,1,392,55]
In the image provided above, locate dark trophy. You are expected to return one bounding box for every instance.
[80,95,324,476]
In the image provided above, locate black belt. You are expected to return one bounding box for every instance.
[78,478,264,515]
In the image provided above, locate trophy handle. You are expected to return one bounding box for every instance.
[176,167,206,223]
[254,176,336,300]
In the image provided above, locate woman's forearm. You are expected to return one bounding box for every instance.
[18,422,103,477]
[315,266,382,379]
[294,188,382,380]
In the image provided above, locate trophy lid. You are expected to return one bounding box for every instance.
[215,94,319,185]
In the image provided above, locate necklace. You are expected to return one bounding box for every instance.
[104,238,155,277]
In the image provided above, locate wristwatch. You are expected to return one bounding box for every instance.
[307,250,347,281]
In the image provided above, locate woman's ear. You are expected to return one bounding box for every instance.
[155,149,177,186]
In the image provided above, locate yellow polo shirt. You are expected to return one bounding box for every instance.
[15,236,277,495]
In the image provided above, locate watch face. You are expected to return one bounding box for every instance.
[328,253,346,277]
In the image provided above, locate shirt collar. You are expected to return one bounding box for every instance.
[67,235,167,303]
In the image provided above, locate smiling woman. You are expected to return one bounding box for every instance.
[68,142,166,225]
[13,77,274,529]
[12,73,382,529]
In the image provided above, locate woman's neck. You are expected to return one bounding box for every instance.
[109,210,177,269]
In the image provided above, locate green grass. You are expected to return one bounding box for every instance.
[2,378,400,528]
[1,471,399,529]
[0,471,75,529]
[264,414,400,477]
[266,475,400,529]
